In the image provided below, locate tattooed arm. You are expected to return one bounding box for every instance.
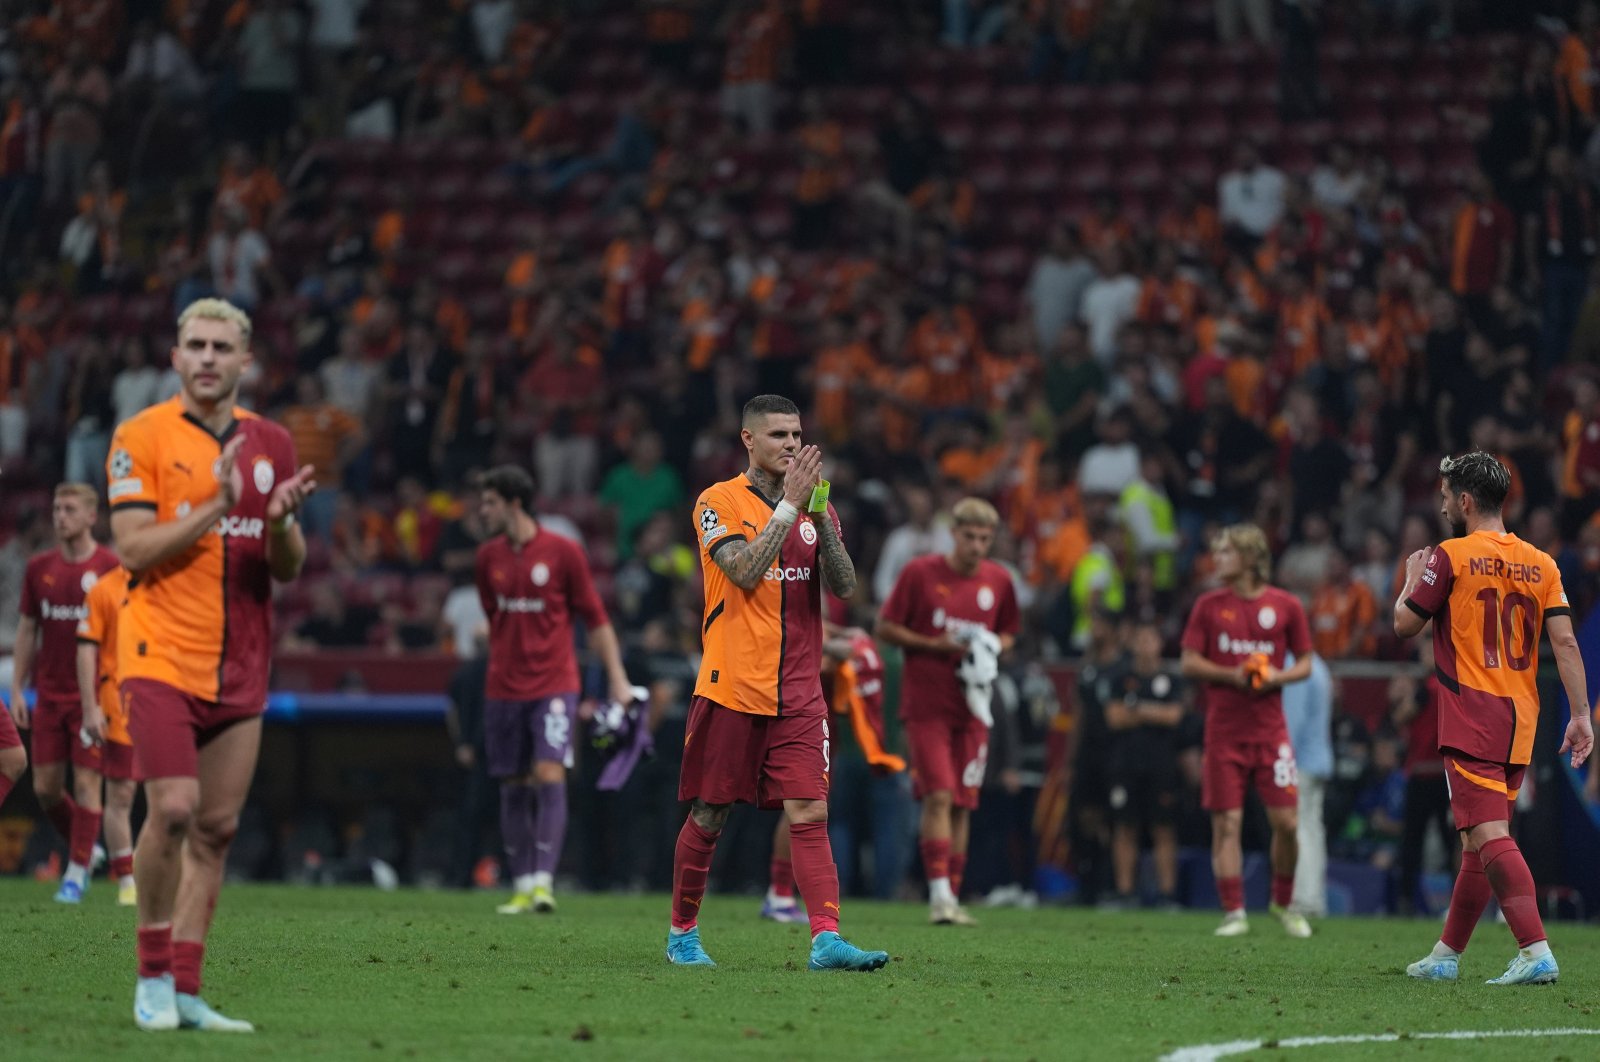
[815,513,856,599]
[712,516,794,591]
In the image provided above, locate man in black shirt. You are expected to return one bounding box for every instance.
[1070,608,1124,905]
[1104,620,1185,908]
[446,651,495,888]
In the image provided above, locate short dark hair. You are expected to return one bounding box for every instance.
[742,394,800,426]
[1440,451,1511,514]
[480,465,535,511]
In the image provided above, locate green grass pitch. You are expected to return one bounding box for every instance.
[2,880,1598,1060]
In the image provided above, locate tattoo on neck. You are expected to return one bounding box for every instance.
[748,467,782,500]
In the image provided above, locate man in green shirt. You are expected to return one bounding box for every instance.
[599,431,684,559]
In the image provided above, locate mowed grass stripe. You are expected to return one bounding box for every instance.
[1,882,1597,1060]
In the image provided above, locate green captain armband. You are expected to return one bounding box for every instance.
[807,479,831,514]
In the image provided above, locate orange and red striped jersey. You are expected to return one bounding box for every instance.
[107,398,298,708]
[75,565,131,745]
[693,474,836,717]
[1404,531,1571,765]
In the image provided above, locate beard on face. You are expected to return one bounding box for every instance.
[1449,516,1467,538]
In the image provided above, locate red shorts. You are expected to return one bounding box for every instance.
[678,696,829,810]
[904,714,989,810]
[1202,739,1298,812]
[123,678,261,781]
[31,698,102,771]
[102,739,136,781]
[1444,749,1524,830]
[0,701,20,750]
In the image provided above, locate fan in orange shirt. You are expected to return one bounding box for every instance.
[810,316,876,446]
[1308,550,1378,658]
[1276,267,1331,376]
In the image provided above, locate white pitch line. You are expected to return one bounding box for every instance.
[1160,1026,1600,1061]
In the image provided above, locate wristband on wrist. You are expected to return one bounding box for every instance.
[807,478,831,514]
[773,500,799,525]
[270,513,296,534]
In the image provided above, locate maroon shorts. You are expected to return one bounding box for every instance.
[123,678,261,781]
[31,698,102,771]
[1444,749,1524,830]
[678,696,829,810]
[904,714,989,810]
[1202,739,1298,812]
[0,701,20,750]
[102,739,136,781]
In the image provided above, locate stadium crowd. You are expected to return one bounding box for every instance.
[1,0,1599,903]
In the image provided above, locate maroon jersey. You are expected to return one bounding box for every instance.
[881,554,1020,723]
[475,526,608,701]
[20,544,120,702]
[1180,585,1312,747]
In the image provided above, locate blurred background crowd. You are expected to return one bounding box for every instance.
[1,0,1599,910]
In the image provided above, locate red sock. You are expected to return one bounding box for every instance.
[1218,875,1244,913]
[69,805,102,868]
[949,853,967,899]
[1479,836,1546,949]
[137,924,173,979]
[0,774,13,808]
[789,820,840,937]
[1441,849,1492,953]
[110,851,134,880]
[671,818,719,931]
[45,795,78,843]
[770,857,794,899]
[919,837,951,882]
[173,940,205,996]
[1271,873,1295,908]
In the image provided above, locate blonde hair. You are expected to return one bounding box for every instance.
[176,298,253,345]
[1211,523,1271,583]
[54,482,99,508]
[951,497,1001,528]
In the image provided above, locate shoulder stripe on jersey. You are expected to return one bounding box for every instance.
[707,533,746,560]
[1403,598,1433,620]
[1435,665,1460,695]
[1547,606,1572,621]
[703,600,725,635]
[744,486,776,511]
[110,501,158,513]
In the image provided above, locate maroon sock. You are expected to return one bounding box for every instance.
[69,805,102,868]
[1218,875,1245,913]
[110,851,134,880]
[770,857,794,899]
[1441,849,1492,953]
[1479,836,1547,949]
[671,818,719,931]
[949,853,967,899]
[173,940,205,996]
[45,795,78,843]
[0,774,13,808]
[789,820,840,937]
[137,924,173,979]
[1271,873,1295,908]
[919,838,951,883]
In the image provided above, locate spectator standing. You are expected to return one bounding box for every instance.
[1026,223,1097,356]
[207,204,277,312]
[1448,170,1515,328]
[280,374,366,539]
[43,42,110,205]
[1391,642,1452,915]
[1218,144,1287,247]
[1307,549,1377,659]
[1282,651,1331,917]
[598,431,686,561]
[720,0,787,136]
[1079,247,1141,365]
[872,485,955,605]
[110,336,164,429]
[1560,374,1600,537]
[1118,451,1179,605]
[1527,146,1597,372]
[234,0,306,151]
